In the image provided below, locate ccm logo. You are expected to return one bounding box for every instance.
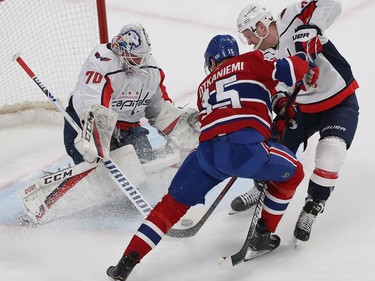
[24,184,37,195]
[84,112,94,142]
[43,169,73,185]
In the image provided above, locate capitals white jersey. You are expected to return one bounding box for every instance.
[70,43,172,129]
[276,0,359,113]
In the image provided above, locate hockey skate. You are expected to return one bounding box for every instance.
[107,251,140,281]
[294,198,325,242]
[229,180,264,214]
[245,219,280,261]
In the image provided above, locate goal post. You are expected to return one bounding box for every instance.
[0,0,108,119]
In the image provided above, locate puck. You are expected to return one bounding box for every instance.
[181,218,193,227]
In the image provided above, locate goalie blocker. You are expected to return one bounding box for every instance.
[75,103,118,163]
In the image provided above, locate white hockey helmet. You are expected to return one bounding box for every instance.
[111,23,151,68]
[236,2,274,49]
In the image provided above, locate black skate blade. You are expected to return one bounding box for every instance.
[228,209,240,215]
[228,206,255,215]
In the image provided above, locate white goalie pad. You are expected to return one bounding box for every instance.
[18,144,183,224]
[17,144,146,223]
[81,103,118,161]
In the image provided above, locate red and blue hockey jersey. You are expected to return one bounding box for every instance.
[197,50,311,141]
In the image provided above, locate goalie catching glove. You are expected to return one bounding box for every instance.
[75,104,118,163]
[151,102,199,151]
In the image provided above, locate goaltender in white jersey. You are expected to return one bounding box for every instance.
[18,23,199,223]
[65,22,197,165]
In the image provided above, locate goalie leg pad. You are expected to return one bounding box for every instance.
[18,145,146,223]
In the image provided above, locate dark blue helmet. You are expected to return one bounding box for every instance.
[204,35,239,72]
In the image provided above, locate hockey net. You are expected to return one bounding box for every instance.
[0,0,108,125]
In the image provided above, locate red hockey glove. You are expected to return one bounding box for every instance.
[300,60,320,91]
[272,91,298,135]
[273,91,297,120]
[293,24,322,61]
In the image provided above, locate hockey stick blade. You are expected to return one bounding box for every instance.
[166,177,237,238]
[217,248,272,268]
[217,256,233,269]
[219,241,249,269]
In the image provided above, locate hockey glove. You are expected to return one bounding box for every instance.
[152,102,199,152]
[293,24,322,61]
[301,60,319,91]
[76,104,118,163]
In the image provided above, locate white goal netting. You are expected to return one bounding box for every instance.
[0,0,106,117]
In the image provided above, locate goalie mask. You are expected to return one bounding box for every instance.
[204,34,239,74]
[111,23,151,69]
[236,2,274,49]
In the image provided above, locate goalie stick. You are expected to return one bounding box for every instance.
[166,176,237,238]
[13,54,152,218]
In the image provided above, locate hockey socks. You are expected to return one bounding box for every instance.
[124,193,189,259]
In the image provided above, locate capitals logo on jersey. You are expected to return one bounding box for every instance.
[95,52,111,62]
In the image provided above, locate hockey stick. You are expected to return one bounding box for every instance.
[13,54,152,217]
[218,85,302,268]
[274,85,302,145]
[218,182,266,268]
[273,85,301,123]
[166,176,237,238]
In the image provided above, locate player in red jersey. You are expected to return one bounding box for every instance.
[106,34,319,280]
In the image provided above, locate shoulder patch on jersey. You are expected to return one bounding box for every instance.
[95,52,111,62]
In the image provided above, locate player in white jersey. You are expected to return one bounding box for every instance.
[64,22,198,165]
[17,23,199,225]
[231,1,359,242]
